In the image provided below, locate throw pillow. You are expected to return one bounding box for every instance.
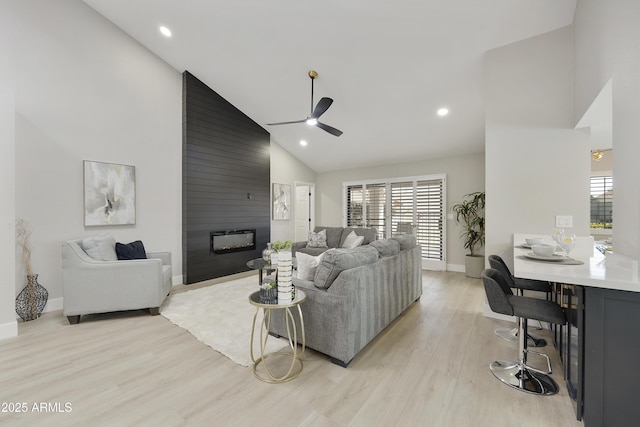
[81,233,117,261]
[115,240,147,260]
[295,252,325,281]
[341,231,364,249]
[307,229,328,248]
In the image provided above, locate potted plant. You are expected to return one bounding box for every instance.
[452,191,485,278]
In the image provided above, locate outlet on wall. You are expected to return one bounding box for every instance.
[555,215,573,228]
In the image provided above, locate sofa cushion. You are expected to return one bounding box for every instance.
[314,226,344,248]
[341,231,365,249]
[339,227,378,247]
[391,234,417,250]
[369,239,401,257]
[307,229,328,248]
[81,234,117,261]
[115,240,147,260]
[296,252,325,281]
[314,246,379,289]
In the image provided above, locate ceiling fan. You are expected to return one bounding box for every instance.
[267,70,343,137]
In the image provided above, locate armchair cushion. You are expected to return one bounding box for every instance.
[81,233,117,261]
[116,240,147,260]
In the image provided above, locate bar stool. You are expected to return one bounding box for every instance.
[481,268,566,395]
[488,255,551,347]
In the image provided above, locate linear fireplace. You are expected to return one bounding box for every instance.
[210,229,256,254]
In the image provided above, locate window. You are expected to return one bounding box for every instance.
[590,176,613,231]
[344,174,446,270]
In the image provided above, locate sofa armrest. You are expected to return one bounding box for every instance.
[291,241,308,255]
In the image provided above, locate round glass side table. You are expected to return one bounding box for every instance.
[248,290,306,383]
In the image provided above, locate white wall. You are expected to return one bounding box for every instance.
[485,26,591,269]
[0,0,182,317]
[315,153,485,270]
[574,0,640,260]
[270,140,317,243]
[0,88,17,339]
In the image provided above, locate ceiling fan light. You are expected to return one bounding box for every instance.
[306,118,318,126]
[437,108,449,117]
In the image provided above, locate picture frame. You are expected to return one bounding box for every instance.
[272,183,291,221]
[83,160,136,226]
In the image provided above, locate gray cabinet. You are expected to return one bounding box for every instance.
[583,287,640,427]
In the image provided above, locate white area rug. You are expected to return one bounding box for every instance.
[160,275,288,367]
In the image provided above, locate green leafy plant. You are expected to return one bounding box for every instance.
[451,191,485,257]
[271,240,293,251]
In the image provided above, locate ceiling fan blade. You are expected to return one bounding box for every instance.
[311,97,333,119]
[316,121,343,137]
[266,119,306,126]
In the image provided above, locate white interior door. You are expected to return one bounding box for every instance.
[295,185,311,242]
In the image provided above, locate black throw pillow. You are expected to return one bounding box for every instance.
[115,240,147,260]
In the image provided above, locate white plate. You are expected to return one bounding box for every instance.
[524,252,568,262]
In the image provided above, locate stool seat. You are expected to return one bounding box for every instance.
[482,268,566,396]
[508,295,565,325]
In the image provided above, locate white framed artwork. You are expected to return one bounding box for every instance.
[83,160,136,226]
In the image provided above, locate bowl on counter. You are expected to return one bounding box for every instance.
[531,244,555,257]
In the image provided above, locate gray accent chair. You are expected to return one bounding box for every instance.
[62,239,172,324]
[482,268,566,395]
[291,226,379,256]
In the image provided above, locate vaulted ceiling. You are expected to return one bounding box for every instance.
[83,0,576,172]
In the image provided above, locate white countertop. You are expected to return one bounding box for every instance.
[512,233,640,293]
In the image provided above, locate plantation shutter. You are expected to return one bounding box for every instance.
[345,185,364,227]
[390,181,415,236]
[343,174,446,270]
[365,183,386,239]
[416,178,444,264]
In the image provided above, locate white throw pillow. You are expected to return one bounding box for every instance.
[81,233,117,261]
[342,231,365,249]
[296,252,325,281]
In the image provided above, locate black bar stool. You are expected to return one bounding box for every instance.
[481,268,566,395]
[488,255,552,347]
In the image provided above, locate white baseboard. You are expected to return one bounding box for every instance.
[44,297,63,313]
[0,320,18,340]
[172,275,183,286]
[447,263,465,273]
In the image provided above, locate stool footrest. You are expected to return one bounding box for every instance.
[490,360,559,395]
[523,349,552,375]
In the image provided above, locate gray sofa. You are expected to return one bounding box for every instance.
[291,226,379,256]
[270,234,422,366]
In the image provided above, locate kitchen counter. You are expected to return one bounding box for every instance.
[511,233,640,426]
[512,233,640,292]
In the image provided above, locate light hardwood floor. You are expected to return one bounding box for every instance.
[0,271,582,427]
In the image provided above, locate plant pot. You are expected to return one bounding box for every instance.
[464,255,485,279]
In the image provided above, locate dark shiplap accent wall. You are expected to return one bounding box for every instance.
[183,71,270,284]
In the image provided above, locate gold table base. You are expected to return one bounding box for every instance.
[249,291,306,383]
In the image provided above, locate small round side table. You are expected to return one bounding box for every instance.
[248,290,306,383]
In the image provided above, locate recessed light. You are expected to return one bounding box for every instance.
[306,118,318,126]
[300,140,308,146]
[159,26,172,38]
[437,108,449,117]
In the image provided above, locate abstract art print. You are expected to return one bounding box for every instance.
[272,183,291,220]
[83,160,136,226]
